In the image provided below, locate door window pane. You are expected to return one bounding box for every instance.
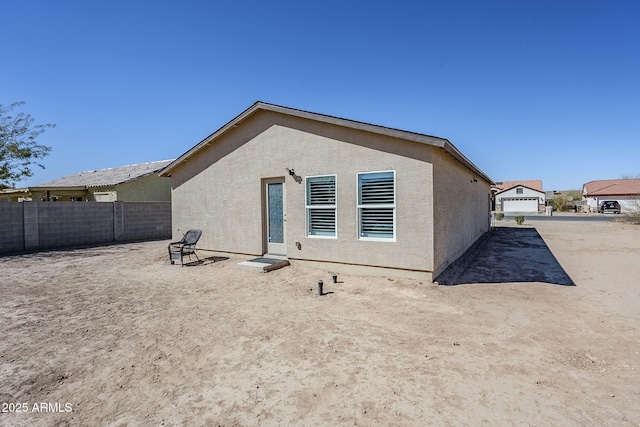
[268,183,283,243]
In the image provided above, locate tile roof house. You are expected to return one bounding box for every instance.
[0,160,174,202]
[493,180,543,192]
[492,180,545,213]
[160,101,493,281]
[583,179,640,213]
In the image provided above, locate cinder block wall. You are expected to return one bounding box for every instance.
[0,203,26,253]
[0,201,171,255]
[37,202,115,249]
[122,202,172,241]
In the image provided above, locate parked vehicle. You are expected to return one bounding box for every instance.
[598,200,621,214]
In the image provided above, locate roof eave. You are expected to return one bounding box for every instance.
[585,192,640,197]
[106,167,169,187]
[159,102,493,184]
[1,187,32,194]
[440,140,494,185]
[159,102,264,177]
[495,184,545,195]
[28,186,88,191]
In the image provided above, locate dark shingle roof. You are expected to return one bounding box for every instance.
[37,160,174,188]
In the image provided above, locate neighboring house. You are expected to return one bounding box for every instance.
[0,184,10,202]
[160,102,493,281]
[493,180,545,214]
[0,160,174,202]
[583,179,640,213]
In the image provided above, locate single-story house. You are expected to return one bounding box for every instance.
[160,102,493,281]
[0,160,174,202]
[0,184,10,202]
[583,179,640,213]
[493,180,545,214]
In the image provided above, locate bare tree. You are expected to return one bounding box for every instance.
[621,173,640,179]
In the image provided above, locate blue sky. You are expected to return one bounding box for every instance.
[2,0,639,190]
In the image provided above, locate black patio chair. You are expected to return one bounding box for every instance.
[168,229,203,266]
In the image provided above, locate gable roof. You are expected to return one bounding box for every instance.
[35,160,174,188]
[583,179,640,197]
[493,180,543,192]
[159,101,493,184]
[495,184,545,196]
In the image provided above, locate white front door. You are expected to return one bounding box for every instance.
[264,178,286,255]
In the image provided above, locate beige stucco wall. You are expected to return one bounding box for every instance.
[170,110,436,275]
[432,149,492,278]
[114,174,172,201]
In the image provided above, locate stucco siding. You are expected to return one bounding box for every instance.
[170,110,436,273]
[116,174,172,201]
[433,149,491,278]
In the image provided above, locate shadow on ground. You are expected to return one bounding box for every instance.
[179,256,230,267]
[436,226,575,286]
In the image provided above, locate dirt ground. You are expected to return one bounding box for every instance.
[1,218,639,426]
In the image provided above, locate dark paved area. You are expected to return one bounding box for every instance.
[436,226,574,286]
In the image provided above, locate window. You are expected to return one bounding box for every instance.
[94,191,117,202]
[516,187,523,194]
[306,175,337,237]
[357,171,395,240]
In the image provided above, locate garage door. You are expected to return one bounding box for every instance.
[502,198,538,213]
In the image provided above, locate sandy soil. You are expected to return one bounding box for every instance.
[1,219,639,426]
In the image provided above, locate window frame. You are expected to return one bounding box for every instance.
[305,174,338,239]
[356,170,396,242]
